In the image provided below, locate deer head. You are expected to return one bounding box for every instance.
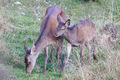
[54,16,70,37]
[24,42,37,73]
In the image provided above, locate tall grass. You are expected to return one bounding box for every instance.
[0,0,120,80]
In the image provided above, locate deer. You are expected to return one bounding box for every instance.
[54,17,97,71]
[24,5,65,74]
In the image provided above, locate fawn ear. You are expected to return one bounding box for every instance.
[24,42,28,52]
[31,44,36,54]
[65,19,70,27]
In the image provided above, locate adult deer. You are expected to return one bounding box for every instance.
[54,18,97,71]
[24,5,65,74]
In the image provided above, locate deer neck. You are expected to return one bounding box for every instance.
[63,26,77,44]
[32,36,52,58]
[63,28,73,40]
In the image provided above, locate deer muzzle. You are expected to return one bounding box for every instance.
[54,33,58,37]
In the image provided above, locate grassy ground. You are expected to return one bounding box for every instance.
[0,0,120,80]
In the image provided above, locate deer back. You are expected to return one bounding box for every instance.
[35,5,65,46]
[76,20,95,43]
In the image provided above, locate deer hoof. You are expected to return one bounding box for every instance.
[43,71,46,75]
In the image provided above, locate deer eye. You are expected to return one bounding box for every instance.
[28,61,31,64]
[24,58,28,63]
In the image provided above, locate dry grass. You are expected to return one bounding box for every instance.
[62,37,120,80]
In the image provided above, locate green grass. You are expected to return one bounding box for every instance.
[0,0,120,80]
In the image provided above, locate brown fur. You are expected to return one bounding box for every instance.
[24,5,65,74]
[54,19,97,71]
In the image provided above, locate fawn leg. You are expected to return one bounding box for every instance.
[93,37,97,61]
[80,44,84,65]
[85,42,92,65]
[62,42,71,71]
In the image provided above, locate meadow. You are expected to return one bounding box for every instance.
[0,0,120,80]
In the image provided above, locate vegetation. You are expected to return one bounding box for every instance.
[0,0,120,80]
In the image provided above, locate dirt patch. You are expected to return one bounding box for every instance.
[0,63,12,80]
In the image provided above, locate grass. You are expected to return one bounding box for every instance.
[0,0,120,80]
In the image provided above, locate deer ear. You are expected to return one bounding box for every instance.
[65,19,70,27]
[31,44,36,54]
[57,15,61,22]
[24,42,28,52]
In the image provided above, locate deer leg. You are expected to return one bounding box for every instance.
[50,45,53,63]
[43,46,48,74]
[93,37,97,61]
[56,42,60,71]
[80,44,84,65]
[60,37,63,68]
[85,42,92,65]
[62,42,71,71]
